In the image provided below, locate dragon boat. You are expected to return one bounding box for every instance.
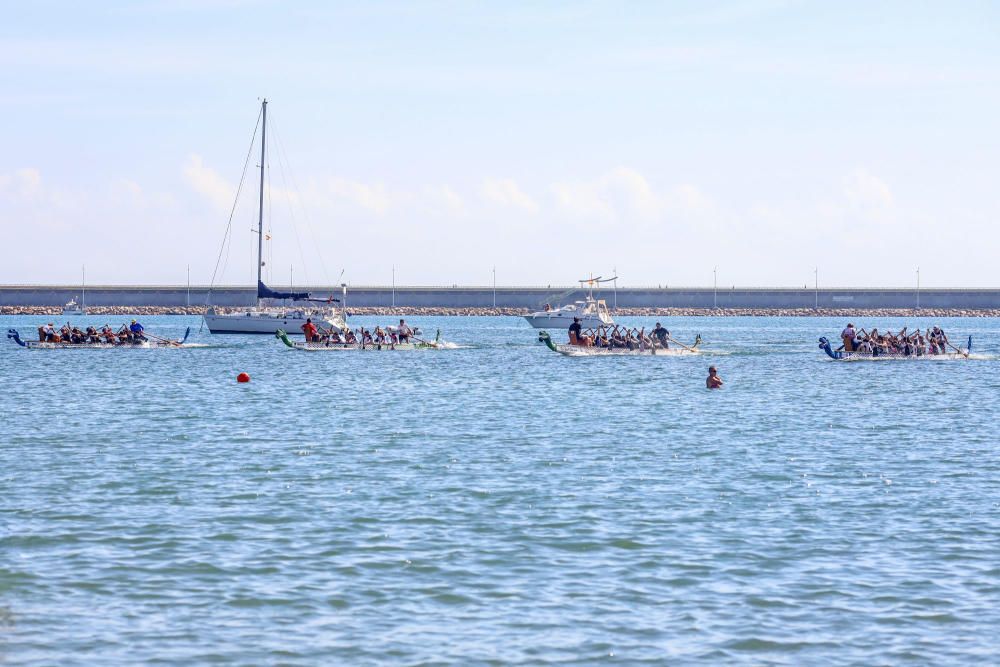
[538,331,702,356]
[276,329,441,351]
[818,336,971,360]
[8,328,191,349]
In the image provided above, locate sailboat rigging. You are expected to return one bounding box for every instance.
[203,99,347,334]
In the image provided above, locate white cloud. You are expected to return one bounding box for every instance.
[480,178,538,213]
[324,177,392,215]
[844,167,894,217]
[183,154,235,213]
[550,166,713,223]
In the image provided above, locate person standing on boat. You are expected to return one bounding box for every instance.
[301,318,318,342]
[130,319,146,342]
[652,322,669,348]
[397,319,412,343]
[841,323,857,352]
[569,317,583,345]
[707,366,724,389]
[43,323,55,342]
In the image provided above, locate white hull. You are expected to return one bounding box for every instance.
[204,310,345,334]
[549,345,699,357]
[61,309,86,317]
[523,312,611,329]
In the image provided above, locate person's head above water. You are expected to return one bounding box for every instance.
[709,366,717,374]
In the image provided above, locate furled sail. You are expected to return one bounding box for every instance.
[258,280,309,301]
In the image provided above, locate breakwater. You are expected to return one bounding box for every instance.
[3,285,1000,310]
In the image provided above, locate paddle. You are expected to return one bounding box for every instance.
[144,331,181,347]
[946,339,970,358]
[666,335,698,353]
[411,334,439,349]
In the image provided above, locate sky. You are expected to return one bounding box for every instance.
[2,1,999,288]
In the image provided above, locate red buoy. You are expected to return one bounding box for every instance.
[237,372,250,383]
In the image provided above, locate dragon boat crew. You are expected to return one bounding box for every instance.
[819,324,970,359]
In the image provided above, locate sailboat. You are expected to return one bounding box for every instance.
[203,99,347,334]
[62,266,87,316]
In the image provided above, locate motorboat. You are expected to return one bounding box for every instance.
[524,275,616,329]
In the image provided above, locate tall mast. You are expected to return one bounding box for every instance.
[256,98,267,290]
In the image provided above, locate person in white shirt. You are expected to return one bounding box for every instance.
[397,319,413,343]
[840,323,857,351]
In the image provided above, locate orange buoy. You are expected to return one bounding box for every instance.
[237,372,251,383]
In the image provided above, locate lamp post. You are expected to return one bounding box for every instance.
[613,266,618,312]
[713,266,718,309]
[492,266,496,308]
[916,266,920,309]
[186,264,190,307]
[814,267,818,310]
[392,265,395,308]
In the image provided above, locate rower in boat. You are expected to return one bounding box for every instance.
[397,319,412,343]
[129,320,147,342]
[652,323,669,349]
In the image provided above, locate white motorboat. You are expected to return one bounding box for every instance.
[61,298,85,317]
[202,99,347,335]
[523,297,613,329]
[62,266,87,316]
[524,276,616,329]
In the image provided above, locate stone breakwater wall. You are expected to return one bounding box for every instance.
[4,305,1000,318]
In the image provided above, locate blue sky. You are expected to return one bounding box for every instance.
[2,1,998,287]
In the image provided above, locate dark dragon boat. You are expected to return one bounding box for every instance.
[8,328,191,349]
[818,335,971,360]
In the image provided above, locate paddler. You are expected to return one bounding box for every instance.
[301,318,318,342]
[397,319,412,343]
[652,322,669,348]
[129,319,146,342]
[706,366,724,389]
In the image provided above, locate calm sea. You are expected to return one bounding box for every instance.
[2,315,998,665]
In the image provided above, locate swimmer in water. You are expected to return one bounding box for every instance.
[706,366,723,389]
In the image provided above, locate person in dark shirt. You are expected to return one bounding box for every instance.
[652,322,669,348]
[568,317,583,344]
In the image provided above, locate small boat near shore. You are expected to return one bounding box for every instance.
[8,327,191,349]
[818,336,971,360]
[538,331,701,356]
[275,329,440,351]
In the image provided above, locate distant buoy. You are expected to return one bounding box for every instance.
[237,372,250,383]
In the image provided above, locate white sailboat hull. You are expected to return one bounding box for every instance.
[203,310,345,334]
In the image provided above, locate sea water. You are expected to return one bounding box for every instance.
[1,315,998,665]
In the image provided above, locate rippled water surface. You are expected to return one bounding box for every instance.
[2,315,999,665]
